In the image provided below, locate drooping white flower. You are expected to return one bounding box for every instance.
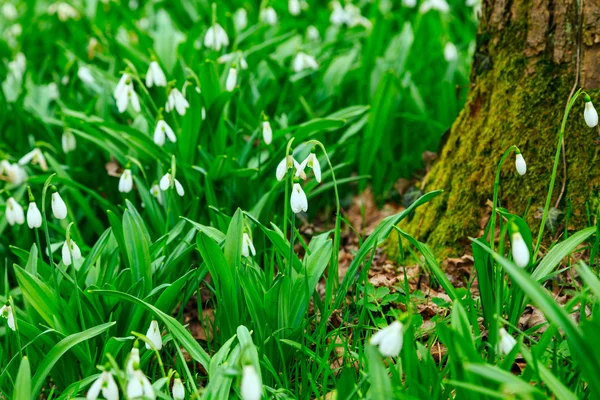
[511,231,529,268]
[262,121,273,145]
[0,304,15,331]
[5,198,24,226]
[240,365,262,400]
[515,153,526,175]
[78,66,95,86]
[172,376,185,400]
[51,192,68,219]
[26,202,42,229]
[234,8,248,31]
[62,130,76,153]
[276,156,304,181]
[306,26,320,41]
[119,169,134,193]
[114,73,130,99]
[444,42,458,62]
[159,173,185,196]
[419,0,450,13]
[330,1,346,25]
[48,2,79,21]
[370,321,404,357]
[242,233,256,258]
[402,0,417,8]
[297,153,321,183]
[145,61,167,88]
[145,320,162,350]
[115,81,140,113]
[204,23,229,51]
[19,148,48,171]
[150,184,163,205]
[497,328,517,356]
[2,3,18,20]
[62,238,82,266]
[260,7,278,25]
[292,52,318,73]
[343,4,372,29]
[127,369,155,399]
[218,52,248,70]
[226,67,237,92]
[584,96,598,128]
[8,52,26,80]
[289,0,301,15]
[166,88,189,116]
[0,161,27,185]
[290,183,308,214]
[126,346,140,376]
[153,120,177,146]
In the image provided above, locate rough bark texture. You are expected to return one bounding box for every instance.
[396,0,600,255]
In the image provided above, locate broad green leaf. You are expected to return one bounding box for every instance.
[14,356,31,400]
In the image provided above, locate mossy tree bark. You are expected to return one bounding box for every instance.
[401,0,600,254]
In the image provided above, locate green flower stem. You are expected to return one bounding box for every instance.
[490,146,518,253]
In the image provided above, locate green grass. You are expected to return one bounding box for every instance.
[3,0,600,399]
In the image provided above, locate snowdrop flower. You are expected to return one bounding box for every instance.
[116,81,140,113]
[114,73,130,99]
[172,375,185,400]
[204,23,229,51]
[444,42,458,62]
[119,169,134,193]
[402,0,417,8]
[0,303,15,331]
[497,328,517,356]
[150,184,163,205]
[62,130,76,153]
[370,321,404,357]
[289,0,301,15]
[145,320,162,350]
[126,345,140,376]
[159,172,185,196]
[0,161,27,185]
[344,4,372,29]
[9,52,26,80]
[62,238,82,266]
[584,95,598,128]
[276,156,304,181]
[146,61,167,88]
[48,2,79,21]
[262,121,273,145]
[51,191,67,219]
[19,148,48,171]
[306,26,320,41]
[330,1,346,25]
[27,201,42,229]
[153,120,176,146]
[5,197,24,226]
[511,231,529,267]
[292,52,318,73]
[166,88,189,116]
[419,0,450,13]
[2,3,18,20]
[218,52,248,70]
[297,153,321,183]
[127,369,155,399]
[290,183,308,214]
[515,152,526,175]
[240,365,262,400]
[234,8,248,31]
[87,372,119,400]
[78,66,95,86]
[225,67,237,92]
[242,233,256,257]
[260,7,278,25]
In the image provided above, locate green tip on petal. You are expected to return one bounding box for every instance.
[585,94,592,103]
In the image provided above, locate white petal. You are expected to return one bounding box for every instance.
[584,102,598,128]
[129,88,141,112]
[175,179,185,196]
[226,68,237,92]
[145,320,162,350]
[6,307,15,331]
[102,373,119,400]
[290,183,308,214]
[262,121,272,145]
[172,378,185,400]
[51,192,68,219]
[62,241,72,266]
[116,90,129,113]
[241,365,262,400]
[498,328,517,355]
[119,170,133,193]
[163,121,177,142]
[515,153,526,176]
[153,122,166,146]
[86,375,104,400]
[511,232,530,267]
[26,202,42,229]
[276,157,288,181]
[18,149,36,166]
[312,157,322,183]
[127,376,144,398]
[159,173,171,191]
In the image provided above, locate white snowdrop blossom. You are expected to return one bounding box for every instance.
[48,2,78,21]
[297,153,321,183]
[276,156,304,181]
[77,66,95,86]
[218,52,248,70]
[27,202,42,229]
[150,184,163,205]
[51,192,67,219]
[119,169,134,193]
[172,376,185,400]
[260,7,278,25]
[226,67,237,92]
[242,233,256,257]
[292,52,318,73]
[62,238,82,267]
[5,198,24,226]
[166,88,189,116]
[127,369,155,399]
[515,153,526,175]
[0,161,27,185]
[19,148,48,171]
[370,321,404,357]
[0,304,15,331]
[145,61,167,88]
[9,52,26,80]
[234,8,248,30]
[159,173,185,196]
[126,347,140,376]
[2,3,18,20]
[153,120,176,146]
[145,320,163,350]
[289,0,301,15]
[497,328,517,356]
[419,0,450,13]
[290,183,308,214]
[240,365,262,400]
[330,2,346,25]
[204,23,229,51]
[584,96,599,128]
[262,121,273,145]
[62,130,76,153]
[402,0,417,8]
[114,73,140,113]
[511,231,530,268]
[444,42,458,62]
[343,4,372,29]
[306,26,320,41]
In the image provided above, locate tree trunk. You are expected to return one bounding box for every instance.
[399,0,600,253]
